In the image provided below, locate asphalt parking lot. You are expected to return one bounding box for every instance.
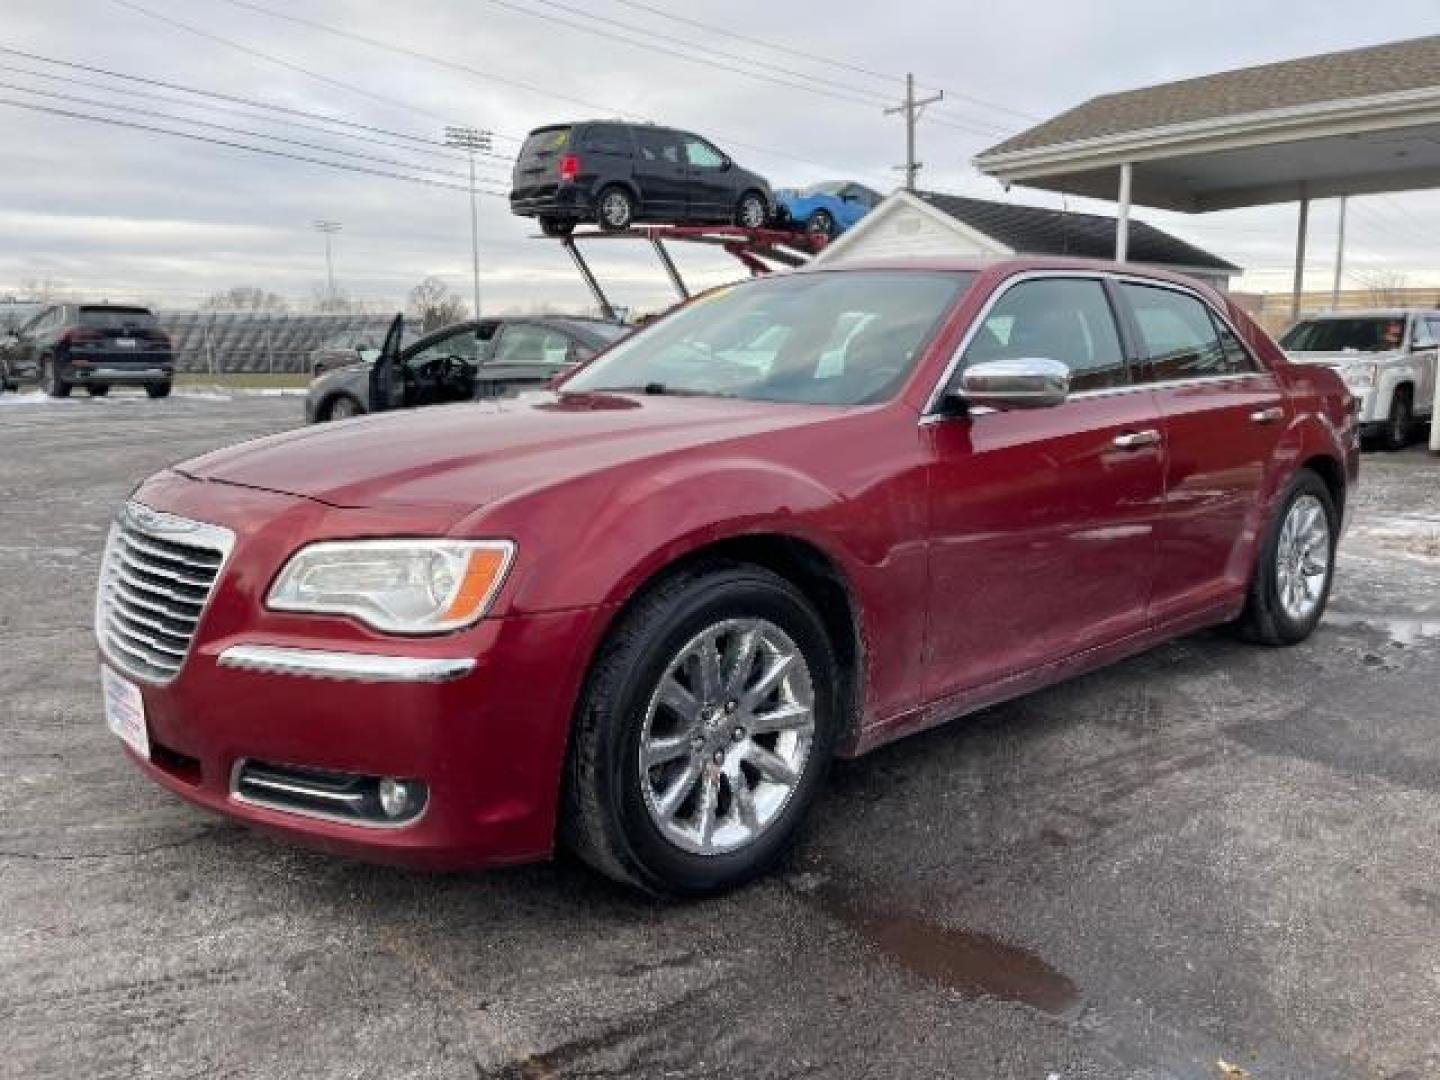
[2,390,1438,1080]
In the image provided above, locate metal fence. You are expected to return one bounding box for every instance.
[154,311,397,374]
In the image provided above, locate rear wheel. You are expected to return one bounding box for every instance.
[736,191,768,229]
[563,562,838,895]
[1232,469,1337,645]
[1380,387,1412,452]
[86,383,110,397]
[145,381,172,400]
[597,186,635,231]
[539,215,576,237]
[41,359,70,398]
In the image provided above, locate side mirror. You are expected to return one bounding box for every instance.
[956,357,1070,410]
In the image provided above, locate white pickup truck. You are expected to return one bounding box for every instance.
[1280,308,1439,451]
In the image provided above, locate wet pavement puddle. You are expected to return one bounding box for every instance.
[807,880,1084,1018]
[1325,610,1440,646]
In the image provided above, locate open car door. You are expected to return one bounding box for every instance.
[367,313,406,413]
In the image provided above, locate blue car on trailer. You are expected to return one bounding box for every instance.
[775,181,883,239]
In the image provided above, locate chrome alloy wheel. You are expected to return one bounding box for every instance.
[1276,493,1331,622]
[600,191,632,228]
[738,195,766,229]
[638,618,815,855]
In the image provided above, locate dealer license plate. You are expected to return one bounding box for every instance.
[101,665,150,759]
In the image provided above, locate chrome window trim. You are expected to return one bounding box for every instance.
[217,644,476,683]
[921,269,1268,419]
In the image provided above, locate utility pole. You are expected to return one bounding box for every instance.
[313,220,341,307]
[444,125,493,320]
[885,73,943,192]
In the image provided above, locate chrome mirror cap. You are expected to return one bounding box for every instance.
[958,357,1070,410]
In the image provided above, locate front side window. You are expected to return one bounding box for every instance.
[564,271,972,406]
[407,329,480,367]
[683,138,725,169]
[1121,284,1231,381]
[961,278,1128,392]
[1279,316,1407,354]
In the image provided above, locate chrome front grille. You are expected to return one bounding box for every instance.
[96,502,235,683]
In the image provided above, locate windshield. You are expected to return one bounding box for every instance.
[1281,317,1406,353]
[563,271,971,406]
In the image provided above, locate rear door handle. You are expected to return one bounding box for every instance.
[1250,406,1284,424]
[1112,429,1162,449]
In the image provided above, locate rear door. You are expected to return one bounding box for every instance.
[632,127,688,219]
[924,274,1165,699]
[1116,280,1285,624]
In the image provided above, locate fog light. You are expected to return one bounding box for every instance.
[378,778,419,819]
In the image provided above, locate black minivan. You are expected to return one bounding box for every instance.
[510,121,773,236]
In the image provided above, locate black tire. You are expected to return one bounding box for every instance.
[562,562,840,896]
[326,394,364,420]
[1380,387,1412,452]
[145,382,172,400]
[539,215,577,238]
[41,358,70,398]
[86,383,110,397]
[735,191,768,229]
[806,210,836,239]
[596,186,635,231]
[1231,468,1338,646]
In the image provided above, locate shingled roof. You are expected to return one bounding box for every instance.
[984,35,1440,156]
[915,191,1240,272]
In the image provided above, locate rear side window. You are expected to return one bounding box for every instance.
[636,128,683,164]
[79,307,158,330]
[518,126,571,163]
[580,124,632,155]
[1121,284,1241,381]
[962,277,1128,392]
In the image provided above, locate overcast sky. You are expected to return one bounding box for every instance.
[1,0,1438,316]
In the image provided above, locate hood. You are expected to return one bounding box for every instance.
[175,391,834,511]
[1285,349,1401,366]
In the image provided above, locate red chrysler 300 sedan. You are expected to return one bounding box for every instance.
[96,257,1358,894]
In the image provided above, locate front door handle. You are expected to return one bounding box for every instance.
[1250,406,1284,424]
[1112,429,1162,449]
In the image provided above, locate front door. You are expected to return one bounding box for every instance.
[1116,281,1285,623]
[680,135,733,222]
[632,128,688,220]
[925,275,1165,701]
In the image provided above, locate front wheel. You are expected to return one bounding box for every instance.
[735,191,768,229]
[563,563,839,895]
[145,381,172,400]
[1232,469,1337,645]
[597,186,635,231]
[327,394,363,420]
[1380,388,1412,452]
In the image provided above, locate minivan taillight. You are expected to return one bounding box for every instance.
[558,152,580,181]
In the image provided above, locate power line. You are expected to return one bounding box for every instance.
[0,45,512,160]
[211,0,900,185]
[607,0,1038,126]
[0,79,476,181]
[0,96,511,196]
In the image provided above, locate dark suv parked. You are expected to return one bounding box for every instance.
[510,121,772,236]
[2,303,174,398]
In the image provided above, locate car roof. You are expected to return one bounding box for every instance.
[795,255,1227,298]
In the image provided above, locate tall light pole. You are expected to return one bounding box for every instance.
[444,125,492,320]
[313,219,341,307]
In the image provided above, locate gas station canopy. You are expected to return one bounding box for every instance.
[973,35,1440,212]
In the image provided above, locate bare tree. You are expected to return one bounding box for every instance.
[1351,269,1410,307]
[408,276,469,333]
[200,286,289,312]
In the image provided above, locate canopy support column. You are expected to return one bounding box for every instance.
[1291,183,1310,321]
[1331,196,1347,308]
[1115,162,1132,262]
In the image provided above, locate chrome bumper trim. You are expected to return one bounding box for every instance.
[217,644,475,682]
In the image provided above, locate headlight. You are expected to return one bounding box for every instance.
[1340,362,1377,390]
[268,539,514,634]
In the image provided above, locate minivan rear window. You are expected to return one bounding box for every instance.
[79,307,157,330]
[519,126,572,163]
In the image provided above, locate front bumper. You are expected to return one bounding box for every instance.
[101,472,603,869]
